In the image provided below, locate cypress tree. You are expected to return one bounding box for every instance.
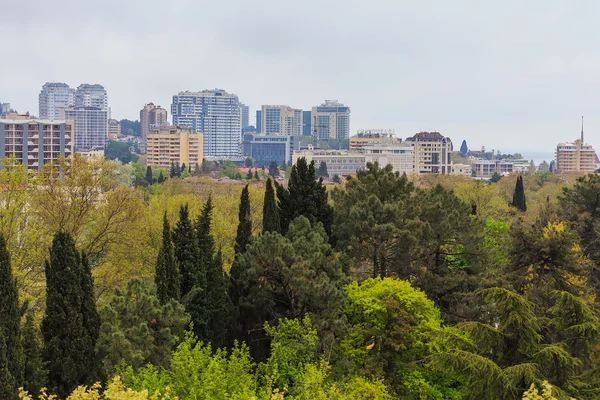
[460,139,468,157]
[158,170,165,183]
[170,162,176,178]
[21,313,47,397]
[206,249,235,348]
[79,253,100,381]
[269,161,278,177]
[196,196,215,281]
[156,212,180,303]
[42,231,98,397]
[254,170,259,181]
[180,163,186,177]
[262,178,280,234]
[0,234,23,399]
[235,184,252,254]
[512,175,527,212]
[246,169,253,180]
[146,166,153,185]
[316,161,329,177]
[173,204,199,297]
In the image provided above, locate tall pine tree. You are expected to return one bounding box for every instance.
[196,196,214,285]
[0,234,23,399]
[173,205,199,297]
[146,166,153,185]
[235,184,252,254]
[155,212,180,303]
[262,178,280,234]
[205,249,235,348]
[21,313,47,397]
[42,231,99,397]
[512,175,527,212]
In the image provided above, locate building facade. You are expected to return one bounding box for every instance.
[470,158,514,177]
[0,103,10,118]
[292,148,365,176]
[140,102,168,145]
[146,126,203,170]
[302,111,311,136]
[61,107,108,150]
[171,89,241,158]
[363,142,414,174]
[350,129,399,151]
[108,119,121,138]
[243,134,299,167]
[0,115,73,170]
[311,100,350,140]
[260,105,303,136]
[39,83,74,120]
[556,140,596,173]
[240,103,250,131]
[405,131,452,174]
[74,84,108,110]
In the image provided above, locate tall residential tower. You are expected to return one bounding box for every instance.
[311,100,350,140]
[39,83,74,120]
[260,105,303,136]
[140,102,168,146]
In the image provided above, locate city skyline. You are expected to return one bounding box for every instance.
[2,1,600,154]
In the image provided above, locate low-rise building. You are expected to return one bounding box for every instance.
[292,148,365,176]
[451,163,472,176]
[0,115,73,170]
[76,147,104,159]
[363,142,414,174]
[146,126,203,170]
[350,129,399,151]
[242,134,299,167]
[108,119,121,139]
[470,158,514,177]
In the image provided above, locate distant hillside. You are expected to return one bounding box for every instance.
[120,119,141,136]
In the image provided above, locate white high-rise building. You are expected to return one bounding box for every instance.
[171,89,242,158]
[61,107,108,150]
[74,84,108,111]
[260,105,303,136]
[39,83,75,120]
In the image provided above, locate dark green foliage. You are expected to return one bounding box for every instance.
[205,250,235,349]
[156,213,180,303]
[0,234,23,398]
[157,170,165,183]
[21,314,47,397]
[96,279,189,376]
[269,161,278,177]
[196,196,215,286]
[181,163,186,177]
[173,205,199,298]
[316,161,329,177]
[146,166,153,185]
[120,119,141,136]
[512,175,527,211]
[254,171,259,181]
[460,139,468,156]
[105,140,139,164]
[246,169,253,180]
[42,231,100,397]
[170,162,176,178]
[262,178,280,234]
[490,171,502,183]
[245,157,254,168]
[277,157,334,237]
[332,174,341,184]
[235,185,252,254]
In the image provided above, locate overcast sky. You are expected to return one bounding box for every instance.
[1,0,599,155]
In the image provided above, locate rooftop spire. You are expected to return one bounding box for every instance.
[581,116,584,142]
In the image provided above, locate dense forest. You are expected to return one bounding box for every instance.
[0,155,599,399]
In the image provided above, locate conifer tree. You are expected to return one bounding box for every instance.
[173,204,199,297]
[79,253,100,380]
[158,170,165,183]
[512,175,527,211]
[316,161,329,177]
[156,212,180,303]
[196,196,215,287]
[205,249,235,348]
[246,169,253,180]
[170,162,176,178]
[42,231,99,397]
[21,313,47,397]
[0,234,23,399]
[146,166,153,185]
[235,184,252,254]
[262,178,280,234]
[269,161,278,177]
[254,170,259,181]
[180,163,186,177]
[460,140,468,157]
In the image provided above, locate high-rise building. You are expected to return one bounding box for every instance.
[146,126,203,170]
[0,114,73,171]
[311,100,350,140]
[0,102,11,118]
[140,102,168,145]
[61,107,108,150]
[260,105,303,136]
[256,110,262,133]
[240,103,250,132]
[108,119,121,138]
[74,84,108,110]
[39,83,74,120]
[302,111,311,136]
[242,134,300,167]
[405,131,452,174]
[555,120,597,173]
[171,89,241,158]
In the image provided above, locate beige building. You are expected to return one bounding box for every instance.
[261,105,303,136]
[140,103,168,147]
[470,158,514,177]
[556,120,597,173]
[451,163,472,176]
[108,119,121,138]
[350,129,400,151]
[0,114,73,171]
[146,126,203,170]
[77,147,104,159]
[364,142,414,174]
[292,148,364,176]
[311,100,350,140]
[405,131,452,174]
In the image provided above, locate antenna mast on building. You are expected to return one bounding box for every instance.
[581,115,584,142]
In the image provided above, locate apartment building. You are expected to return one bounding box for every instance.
[74,84,108,110]
[260,105,303,136]
[292,148,365,176]
[61,106,108,150]
[311,100,350,140]
[39,83,75,120]
[140,102,168,144]
[108,119,121,138]
[146,126,203,170]
[171,89,241,158]
[404,131,452,174]
[243,134,300,167]
[470,158,514,177]
[0,114,73,170]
